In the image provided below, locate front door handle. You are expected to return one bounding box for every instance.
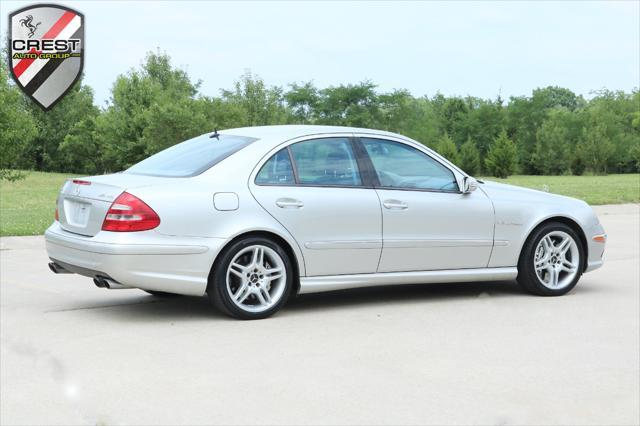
[276,198,304,209]
[383,199,408,210]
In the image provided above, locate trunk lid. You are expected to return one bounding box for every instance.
[57,173,170,236]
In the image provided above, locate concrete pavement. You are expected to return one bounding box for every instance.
[1,204,638,425]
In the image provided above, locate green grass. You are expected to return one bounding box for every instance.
[0,172,638,237]
[1,171,73,236]
[481,174,640,205]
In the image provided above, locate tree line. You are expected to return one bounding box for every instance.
[1,51,639,180]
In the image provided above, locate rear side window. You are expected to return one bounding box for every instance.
[125,134,257,177]
[255,149,295,185]
[289,138,362,186]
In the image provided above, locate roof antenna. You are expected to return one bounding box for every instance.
[210,128,220,140]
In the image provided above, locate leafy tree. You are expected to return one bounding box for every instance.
[436,133,460,164]
[586,90,639,172]
[431,94,468,145]
[285,81,319,124]
[25,83,98,172]
[485,130,517,178]
[532,109,572,175]
[0,57,37,180]
[459,137,481,175]
[95,51,206,172]
[629,141,640,171]
[315,81,380,127]
[577,114,615,175]
[506,86,583,174]
[220,71,288,126]
[463,97,504,157]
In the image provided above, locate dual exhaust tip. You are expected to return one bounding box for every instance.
[93,276,126,289]
[48,262,125,289]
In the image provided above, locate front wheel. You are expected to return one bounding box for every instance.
[518,222,584,296]
[208,237,293,320]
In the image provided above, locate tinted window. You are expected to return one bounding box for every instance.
[125,134,257,177]
[256,149,295,185]
[289,138,362,186]
[362,138,458,191]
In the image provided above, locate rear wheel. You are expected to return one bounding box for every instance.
[208,237,293,319]
[518,222,584,296]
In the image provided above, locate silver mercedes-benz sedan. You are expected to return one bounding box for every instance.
[45,125,606,319]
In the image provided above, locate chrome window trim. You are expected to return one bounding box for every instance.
[251,133,372,190]
[250,131,465,193]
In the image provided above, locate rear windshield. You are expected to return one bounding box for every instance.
[125,134,258,177]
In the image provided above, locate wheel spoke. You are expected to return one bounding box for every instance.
[549,266,560,287]
[558,237,571,254]
[251,247,264,268]
[229,262,246,278]
[264,267,283,282]
[233,283,251,303]
[542,236,554,253]
[561,260,577,273]
[256,288,272,305]
[535,254,549,268]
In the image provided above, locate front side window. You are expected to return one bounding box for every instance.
[255,149,295,185]
[126,134,257,177]
[289,138,362,186]
[362,138,458,192]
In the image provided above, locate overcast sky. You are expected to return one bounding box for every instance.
[2,0,638,106]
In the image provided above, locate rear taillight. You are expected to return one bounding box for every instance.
[101,192,160,232]
[55,196,59,221]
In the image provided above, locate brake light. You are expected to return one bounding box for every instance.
[72,179,91,185]
[55,206,59,221]
[101,192,160,232]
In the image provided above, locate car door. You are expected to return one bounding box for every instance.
[250,136,382,276]
[358,137,495,273]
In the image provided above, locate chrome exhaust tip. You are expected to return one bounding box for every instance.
[93,277,107,288]
[48,262,70,274]
[93,276,127,289]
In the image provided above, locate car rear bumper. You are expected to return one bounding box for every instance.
[45,222,225,296]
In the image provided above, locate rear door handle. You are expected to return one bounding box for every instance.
[276,198,304,209]
[383,199,408,210]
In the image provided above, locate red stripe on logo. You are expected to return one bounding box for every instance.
[42,11,76,39]
[12,48,41,77]
[13,11,77,78]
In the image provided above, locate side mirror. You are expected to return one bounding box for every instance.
[463,176,478,194]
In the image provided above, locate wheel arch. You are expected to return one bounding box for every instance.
[208,229,303,295]
[519,216,589,272]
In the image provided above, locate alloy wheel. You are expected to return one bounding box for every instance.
[533,230,580,290]
[225,245,287,313]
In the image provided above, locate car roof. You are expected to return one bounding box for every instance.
[218,125,405,142]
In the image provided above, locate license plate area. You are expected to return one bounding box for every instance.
[63,199,92,227]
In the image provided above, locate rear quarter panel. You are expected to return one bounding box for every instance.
[126,144,307,276]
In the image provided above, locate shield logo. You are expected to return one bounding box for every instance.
[8,4,84,111]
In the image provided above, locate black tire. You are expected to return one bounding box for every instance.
[208,236,293,320]
[517,222,584,296]
[143,290,181,297]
